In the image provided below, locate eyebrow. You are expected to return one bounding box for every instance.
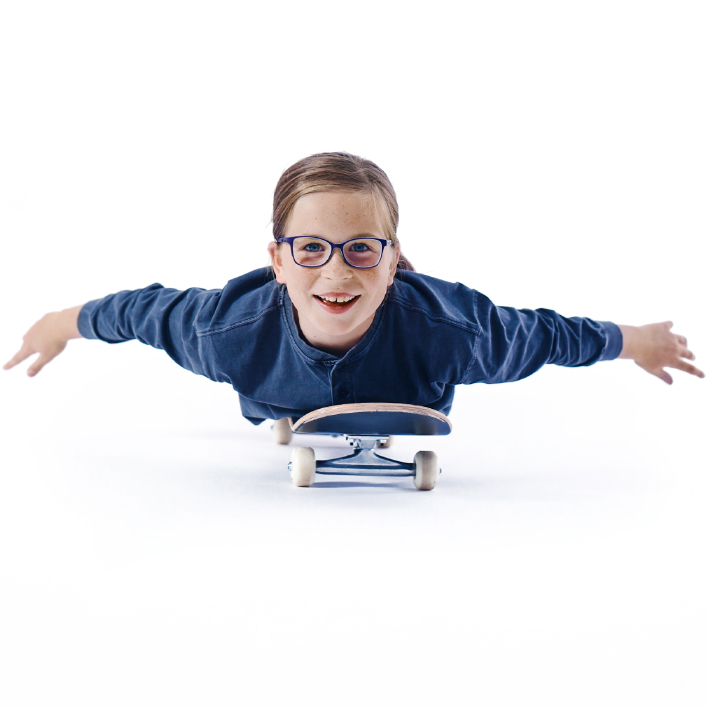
[298,233,380,239]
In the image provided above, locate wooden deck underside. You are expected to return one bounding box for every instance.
[290,403,452,436]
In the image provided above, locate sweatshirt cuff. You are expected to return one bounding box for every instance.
[77,301,100,340]
[597,321,623,361]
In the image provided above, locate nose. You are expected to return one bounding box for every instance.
[321,247,353,278]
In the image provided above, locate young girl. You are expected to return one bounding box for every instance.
[3,152,704,426]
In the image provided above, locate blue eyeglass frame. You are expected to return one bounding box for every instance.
[276,236,394,269]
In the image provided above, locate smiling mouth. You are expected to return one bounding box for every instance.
[315,294,359,304]
[313,294,361,311]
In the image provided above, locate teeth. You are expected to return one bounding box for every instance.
[319,295,356,303]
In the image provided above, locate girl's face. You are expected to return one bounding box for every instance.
[268,191,400,356]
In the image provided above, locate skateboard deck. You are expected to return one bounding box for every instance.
[289,402,452,436]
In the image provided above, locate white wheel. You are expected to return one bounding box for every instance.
[376,435,394,448]
[291,447,316,487]
[414,451,439,490]
[272,418,292,445]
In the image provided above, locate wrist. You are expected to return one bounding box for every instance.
[52,305,84,340]
[617,324,638,359]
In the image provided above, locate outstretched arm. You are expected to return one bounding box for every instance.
[617,322,704,384]
[4,283,220,380]
[460,289,703,387]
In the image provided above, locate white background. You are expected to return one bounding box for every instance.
[1,1,706,705]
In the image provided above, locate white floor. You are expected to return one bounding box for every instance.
[1,345,706,706]
[2,1,707,704]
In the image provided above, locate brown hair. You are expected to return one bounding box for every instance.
[271,151,415,272]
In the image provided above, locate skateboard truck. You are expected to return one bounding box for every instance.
[298,435,416,477]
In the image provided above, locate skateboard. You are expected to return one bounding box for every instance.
[271,403,452,490]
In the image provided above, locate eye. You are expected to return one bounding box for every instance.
[349,241,372,252]
[298,241,325,252]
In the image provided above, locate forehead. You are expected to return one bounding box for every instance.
[285,191,384,238]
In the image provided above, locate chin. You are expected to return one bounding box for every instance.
[316,316,362,336]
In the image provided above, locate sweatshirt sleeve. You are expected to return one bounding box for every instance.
[77,283,219,380]
[461,290,623,385]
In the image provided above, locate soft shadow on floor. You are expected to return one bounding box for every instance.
[310,480,417,490]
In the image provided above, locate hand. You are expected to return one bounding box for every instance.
[619,321,705,385]
[3,312,71,377]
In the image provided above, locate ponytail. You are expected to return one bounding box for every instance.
[396,253,416,272]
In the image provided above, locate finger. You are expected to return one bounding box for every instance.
[672,359,705,379]
[678,335,688,346]
[3,347,32,371]
[682,348,695,360]
[664,321,674,329]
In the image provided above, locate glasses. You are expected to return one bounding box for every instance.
[277,236,393,269]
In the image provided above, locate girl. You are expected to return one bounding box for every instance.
[3,152,704,426]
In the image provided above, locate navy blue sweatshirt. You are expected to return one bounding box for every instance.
[77,268,623,424]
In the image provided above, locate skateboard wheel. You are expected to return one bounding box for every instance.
[291,447,316,487]
[272,418,292,445]
[376,435,394,448]
[414,451,439,490]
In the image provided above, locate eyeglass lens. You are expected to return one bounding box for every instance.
[292,237,382,268]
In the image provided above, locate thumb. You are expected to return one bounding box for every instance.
[654,368,673,385]
[637,361,673,385]
[27,354,53,377]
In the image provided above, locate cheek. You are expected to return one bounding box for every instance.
[363,275,390,308]
[287,271,315,302]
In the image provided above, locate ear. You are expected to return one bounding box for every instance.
[268,242,287,284]
[387,245,400,286]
